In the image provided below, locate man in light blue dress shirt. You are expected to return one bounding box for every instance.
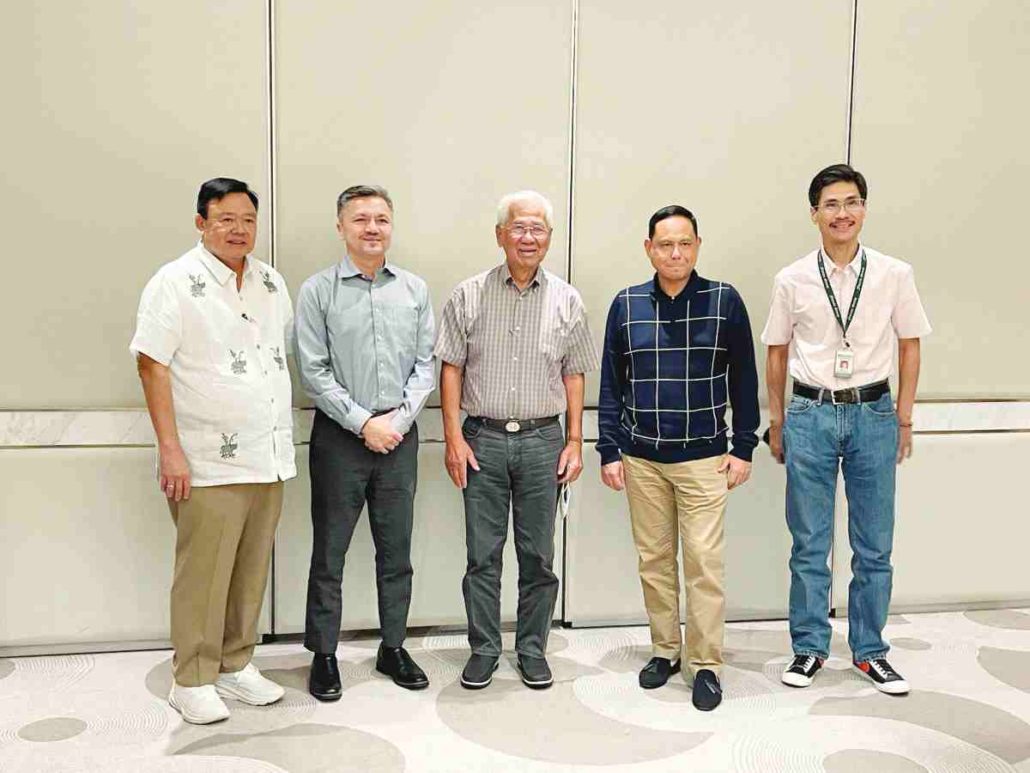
[294,185,435,699]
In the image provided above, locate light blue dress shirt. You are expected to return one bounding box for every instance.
[294,255,435,435]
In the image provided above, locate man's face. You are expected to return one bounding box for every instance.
[811,180,866,247]
[496,200,552,274]
[195,192,257,263]
[645,215,700,284]
[337,196,393,262]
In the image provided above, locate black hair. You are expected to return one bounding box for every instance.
[196,178,259,218]
[648,205,699,239]
[808,164,868,207]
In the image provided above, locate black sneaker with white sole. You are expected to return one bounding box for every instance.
[854,657,910,695]
[781,654,823,687]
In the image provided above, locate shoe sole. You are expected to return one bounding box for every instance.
[375,665,429,690]
[309,688,342,702]
[460,662,499,690]
[214,683,284,706]
[518,669,553,689]
[693,698,722,712]
[169,693,229,725]
[781,672,814,688]
[853,665,909,695]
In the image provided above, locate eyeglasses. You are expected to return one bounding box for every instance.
[211,215,257,231]
[507,224,551,239]
[815,198,866,215]
[652,240,696,256]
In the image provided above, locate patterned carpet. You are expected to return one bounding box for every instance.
[1,609,1028,772]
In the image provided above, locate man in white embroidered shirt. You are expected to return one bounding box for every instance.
[130,178,296,724]
[762,164,931,696]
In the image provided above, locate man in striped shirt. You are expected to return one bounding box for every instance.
[436,190,599,691]
[597,205,759,711]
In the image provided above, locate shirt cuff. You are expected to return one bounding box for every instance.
[389,410,412,436]
[729,444,755,463]
[343,405,373,436]
[598,447,622,466]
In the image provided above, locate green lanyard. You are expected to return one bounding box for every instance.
[817,249,866,345]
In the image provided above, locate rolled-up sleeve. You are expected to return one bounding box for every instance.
[392,285,436,435]
[892,264,932,339]
[130,271,181,366]
[433,288,468,367]
[294,277,371,435]
[760,274,794,346]
[561,296,601,375]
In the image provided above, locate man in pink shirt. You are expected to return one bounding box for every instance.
[762,164,931,695]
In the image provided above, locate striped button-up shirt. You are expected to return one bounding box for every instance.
[294,255,435,435]
[435,264,599,420]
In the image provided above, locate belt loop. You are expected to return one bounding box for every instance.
[816,389,825,407]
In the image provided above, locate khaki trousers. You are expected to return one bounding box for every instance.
[167,481,284,687]
[623,454,728,676]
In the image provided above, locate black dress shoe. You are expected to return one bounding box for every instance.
[460,654,499,689]
[692,668,722,711]
[639,656,681,689]
[375,645,429,690]
[516,655,553,689]
[309,653,342,702]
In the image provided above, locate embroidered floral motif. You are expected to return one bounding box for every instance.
[261,270,278,293]
[230,350,247,375]
[189,274,206,298]
[220,433,238,459]
[272,346,285,371]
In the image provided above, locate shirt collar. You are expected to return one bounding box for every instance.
[650,270,699,302]
[337,253,395,281]
[819,244,865,276]
[196,240,253,286]
[502,263,546,291]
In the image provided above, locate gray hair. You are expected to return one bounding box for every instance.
[336,185,393,217]
[495,190,554,229]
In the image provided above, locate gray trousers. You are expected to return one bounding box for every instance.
[304,409,418,654]
[461,417,564,659]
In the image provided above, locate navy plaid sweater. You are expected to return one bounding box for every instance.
[597,272,760,465]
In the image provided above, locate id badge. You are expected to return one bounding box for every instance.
[834,348,855,378]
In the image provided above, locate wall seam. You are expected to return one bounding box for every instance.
[845,0,859,163]
[265,0,278,636]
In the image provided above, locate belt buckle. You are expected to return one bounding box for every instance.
[504,420,521,433]
[832,388,859,405]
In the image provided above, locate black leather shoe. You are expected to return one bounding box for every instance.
[375,645,429,690]
[516,655,553,689]
[460,654,499,689]
[691,668,722,711]
[639,656,681,689]
[309,653,342,702]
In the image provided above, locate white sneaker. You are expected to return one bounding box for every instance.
[168,683,230,724]
[215,662,285,706]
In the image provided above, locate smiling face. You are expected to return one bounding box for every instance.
[195,192,257,263]
[645,215,700,285]
[337,195,393,263]
[811,180,866,249]
[496,199,552,275]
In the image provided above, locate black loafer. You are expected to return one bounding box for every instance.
[309,653,342,702]
[516,655,553,689]
[375,645,429,690]
[639,656,681,689]
[691,668,722,711]
[460,654,499,689]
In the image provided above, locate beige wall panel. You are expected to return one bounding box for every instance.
[832,433,1030,612]
[565,440,792,625]
[574,1,854,405]
[0,1,270,409]
[851,1,1030,398]
[274,1,574,410]
[274,438,564,634]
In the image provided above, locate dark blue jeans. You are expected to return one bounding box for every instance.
[783,391,898,662]
[460,418,564,659]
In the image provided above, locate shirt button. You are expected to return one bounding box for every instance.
[513,356,518,361]
[256,344,261,349]
[510,387,516,392]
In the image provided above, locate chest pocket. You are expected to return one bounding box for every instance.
[377,303,419,363]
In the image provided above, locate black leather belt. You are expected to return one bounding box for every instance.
[471,416,560,433]
[793,380,889,405]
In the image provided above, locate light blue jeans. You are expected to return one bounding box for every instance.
[783,391,898,662]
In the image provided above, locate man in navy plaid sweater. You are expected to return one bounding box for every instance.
[597,205,759,711]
